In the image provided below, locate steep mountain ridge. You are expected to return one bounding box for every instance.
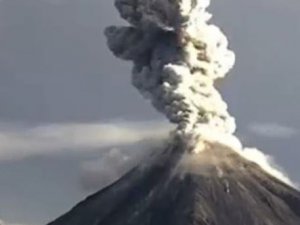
[48,142,300,225]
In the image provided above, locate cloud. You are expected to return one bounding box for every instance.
[0,121,171,161]
[0,219,28,225]
[79,142,158,191]
[247,122,298,139]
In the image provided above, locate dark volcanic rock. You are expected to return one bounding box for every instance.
[48,143,300,225]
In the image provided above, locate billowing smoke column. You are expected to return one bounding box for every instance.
[105,0,293,186]
[105,0,238,148]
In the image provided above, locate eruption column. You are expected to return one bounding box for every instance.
[105,0,239,149]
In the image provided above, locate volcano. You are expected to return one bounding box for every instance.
[47,1,300,223]
[48,141,300,225]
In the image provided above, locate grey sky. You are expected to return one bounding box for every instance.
[0,0,300,224]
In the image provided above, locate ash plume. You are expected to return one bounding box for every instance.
[105,0,293,185]
[105,0,237,147]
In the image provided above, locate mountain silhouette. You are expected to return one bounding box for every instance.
[48,141,300,225]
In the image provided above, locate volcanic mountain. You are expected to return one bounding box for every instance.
[46,0,300,223]
[48,141,300,225]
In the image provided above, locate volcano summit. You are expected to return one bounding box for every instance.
[48,141,300,225]
[48,0,300,224]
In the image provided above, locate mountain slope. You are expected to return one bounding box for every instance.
[48,142,300,225]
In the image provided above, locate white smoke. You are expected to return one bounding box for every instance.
[105,0,294,186]
[0,121,170,161]
[79,143,158,192]
[105,0,236,141]
[242,148,293,186]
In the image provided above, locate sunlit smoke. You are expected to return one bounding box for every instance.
[105,0,236,142]
[105,0,294,186]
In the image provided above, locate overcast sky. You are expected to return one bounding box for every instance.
[0,0,300,224]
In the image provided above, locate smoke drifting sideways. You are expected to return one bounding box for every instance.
[105,0,294,187]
